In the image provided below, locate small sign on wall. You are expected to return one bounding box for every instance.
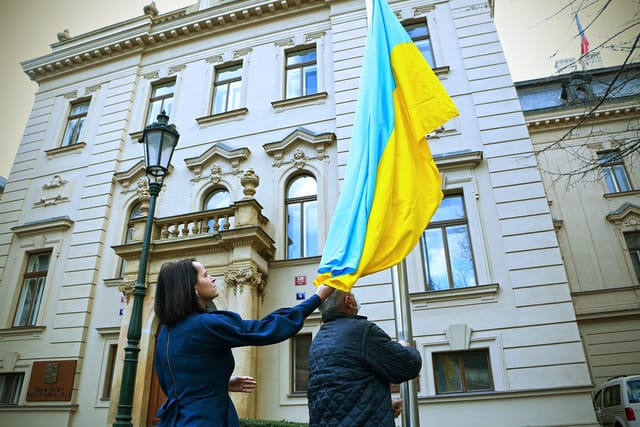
[295,275,307,286]
[26,360,77,402]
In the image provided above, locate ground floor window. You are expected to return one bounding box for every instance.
[0,373,24,405]
[433,349,493,394]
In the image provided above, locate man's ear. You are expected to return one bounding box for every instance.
[344,294,355,310]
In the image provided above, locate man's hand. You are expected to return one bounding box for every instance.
[229,376,257,393]
[315,284,335,300]
[392,399,403,418]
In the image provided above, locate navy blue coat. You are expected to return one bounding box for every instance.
[154,295,321,426]
[307,313,422,427]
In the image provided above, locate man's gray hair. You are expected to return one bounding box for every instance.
[320,289,351,315]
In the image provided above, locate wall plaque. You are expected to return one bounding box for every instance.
[26,360,76,402]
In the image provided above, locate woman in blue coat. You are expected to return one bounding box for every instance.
[153,258,333,426]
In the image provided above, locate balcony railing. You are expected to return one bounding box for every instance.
[155,206,235,239]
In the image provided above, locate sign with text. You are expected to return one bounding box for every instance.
[26,360,77,401]
[294,275,307,285]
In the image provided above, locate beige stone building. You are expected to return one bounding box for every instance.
[516,64,640,386]
[0,0,599,426]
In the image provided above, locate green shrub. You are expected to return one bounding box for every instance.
[239,419,308,427]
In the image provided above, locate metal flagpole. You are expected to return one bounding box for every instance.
[391,260,420,427]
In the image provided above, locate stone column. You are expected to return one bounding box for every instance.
[225,267,265,419]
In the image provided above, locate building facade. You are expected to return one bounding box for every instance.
[0,0,599,426]
[516,64,640,386]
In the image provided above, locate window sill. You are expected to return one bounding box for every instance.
[196,107,249,126]
[45,142,86,158]
[0,326,46,340]
[271,92,328,111]
[412,283,499,310]
[128,130,143,142]
[603,189,640,198]
[433,65,451,77]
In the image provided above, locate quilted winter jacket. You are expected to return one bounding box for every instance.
[307,313,422,427]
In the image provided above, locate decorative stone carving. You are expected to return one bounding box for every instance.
[57,29,70,41]
[210,165,223,183]
[144,1,159,17]
[136,178,151,214]
[240,169,260,198]
[35,175,71,207]
[293,149,307,168]
[225,268,264,295]
[44,175,67,189]
[118,281,136,301]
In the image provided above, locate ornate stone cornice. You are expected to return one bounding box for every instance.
[263,127,336,168]
[525,105,640,132]
[22,0,327,82]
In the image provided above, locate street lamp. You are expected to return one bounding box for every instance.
[114,112,179,427]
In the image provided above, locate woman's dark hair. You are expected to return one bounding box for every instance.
[154,258,204,324]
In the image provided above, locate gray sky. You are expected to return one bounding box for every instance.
[0,0,636,179]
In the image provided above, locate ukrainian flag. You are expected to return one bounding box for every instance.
[315,0,459,292]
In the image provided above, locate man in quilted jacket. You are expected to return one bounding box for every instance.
[307,289,422,426]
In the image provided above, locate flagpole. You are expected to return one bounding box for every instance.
[392,261,420,427]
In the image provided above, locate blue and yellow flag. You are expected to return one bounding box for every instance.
[315,0,459,292]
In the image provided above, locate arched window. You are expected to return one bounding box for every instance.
[119,203,144,277]
[286,174,318,259]
[204,188,230,210]
[203,188,231,232]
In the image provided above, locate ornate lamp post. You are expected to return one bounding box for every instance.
[114,112,179,427]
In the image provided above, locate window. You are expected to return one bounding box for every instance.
[101,344,118,400]
[60,99,90,147]
[598,151,632,193]
[146,80,175,125]
[204,188,231,232]
[625,232,640,282]
[286,175,318,259]
[118,203,144,277]
[603,385,621,407]
[433,350,493,394]
[0,373,24,405]
[291,333,312,393]
[212,63,243,114]
[421,194,477,290]
[404,20,436,68]
[285,46,317,99]
[13,251,51,327]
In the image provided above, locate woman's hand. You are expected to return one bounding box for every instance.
[315,284,335,300]
[228,376,257,393]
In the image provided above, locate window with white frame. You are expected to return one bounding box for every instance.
[421,194,477,290]
[625,232,640,282]
[291,333,312,394]
[598,150,632,193]
[433,349,493,394]
[286,174,318,259]
[403,19,436,68]
[101,343,118,400]
[118,203,144,278]
[0,373,24,405]
[13,251,51,327]
[285,46,318,99]
[212,63,243,115]
[146,80,175,125]
[60,99,90,147]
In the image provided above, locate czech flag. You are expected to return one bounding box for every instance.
[575,14,590,55]
[315,0,459,292]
